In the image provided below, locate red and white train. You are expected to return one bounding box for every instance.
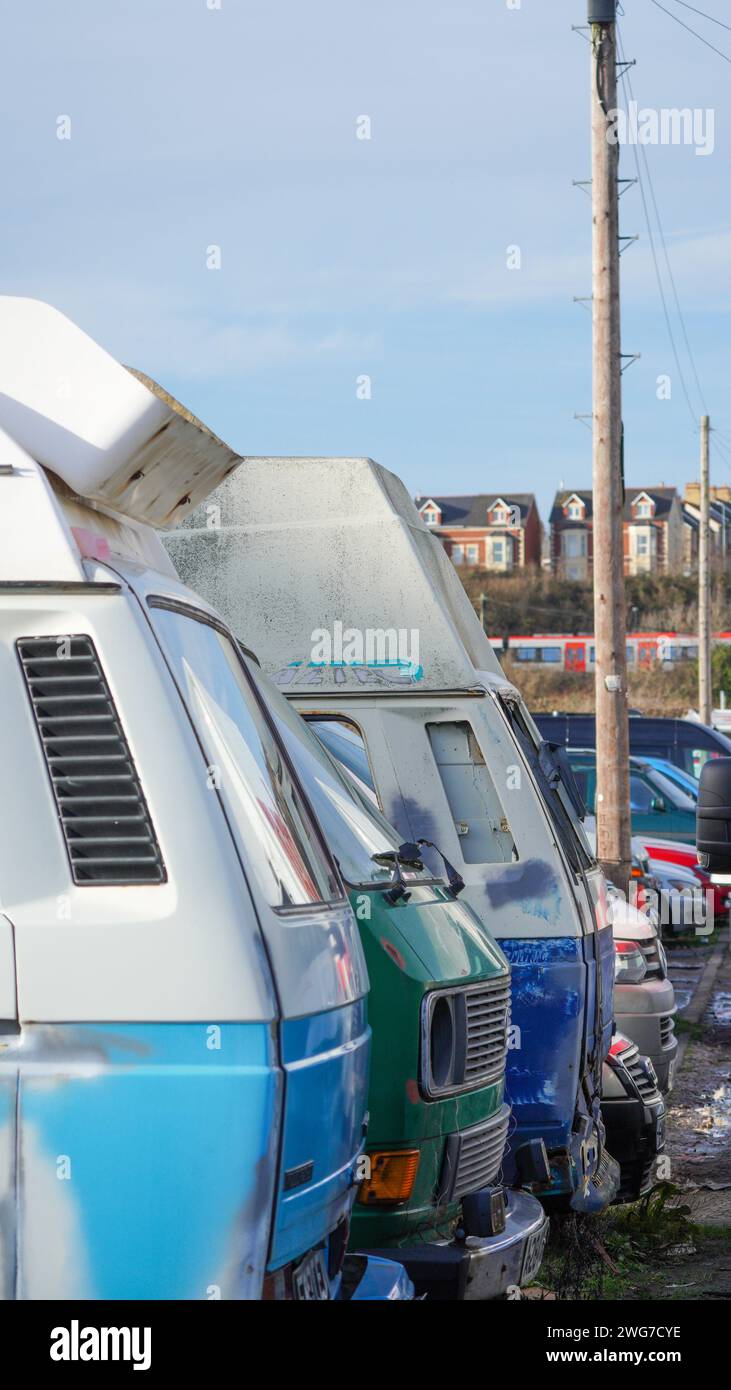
[489,632,731,672]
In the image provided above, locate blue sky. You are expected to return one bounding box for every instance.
[2,0,730,525]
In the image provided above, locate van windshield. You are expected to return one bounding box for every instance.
[244,659,437,890]
[150,603,340,909]
[499,695,595,875]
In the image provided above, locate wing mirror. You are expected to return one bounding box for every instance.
[697,757,731,872]
[650,796,666,813]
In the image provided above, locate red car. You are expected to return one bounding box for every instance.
[638,836,729,919]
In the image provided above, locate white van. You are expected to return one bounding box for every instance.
[166,456,620,1213]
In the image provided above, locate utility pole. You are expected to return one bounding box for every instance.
[699,415,712,725]
[589,0,632,892]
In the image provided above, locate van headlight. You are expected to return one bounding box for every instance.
[420,980,510,1098]
[614,940,647,984]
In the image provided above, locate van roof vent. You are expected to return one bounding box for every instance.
[17,635,166,885]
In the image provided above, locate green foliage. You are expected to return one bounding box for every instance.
[712,644,731,702]
[460,568,731,641]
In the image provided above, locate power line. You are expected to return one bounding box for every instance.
[617,27,709,418]
[712,435,731,474]
[667,0,731,34]
[650,0,731,64]
[616,28,699,427]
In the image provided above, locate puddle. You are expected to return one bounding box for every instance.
[710,992,731,1026]
[692,1084,731,1143]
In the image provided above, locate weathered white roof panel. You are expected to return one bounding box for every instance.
[0,297,239,528]
[165,456,502,691]
[0,431,85,583]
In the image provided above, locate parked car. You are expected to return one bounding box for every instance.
[167,455,620,1217]
[637,835,728,924]
[246,657,549,1299]
[568,750,697,845]
[534,712,731,780]
[581,821,678,1092]
[646,859,711,936]
[601,1036,666,1203]
[609,897,678,1092]
[0,297,413,1301]
[642,758,699,803]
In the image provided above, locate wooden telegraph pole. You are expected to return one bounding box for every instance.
[699,415,712,725]
[589,0,632,892]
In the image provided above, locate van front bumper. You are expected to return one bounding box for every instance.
[614,978,678,1093]
[359,1189,549,1301]
[601,1055,666,1203]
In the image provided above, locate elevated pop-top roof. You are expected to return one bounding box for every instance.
[165,456,502,692]
[0,427,179,584]
[0,297,239,528]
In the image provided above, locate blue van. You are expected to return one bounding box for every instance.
[0,297,412,1301]
[535,712,731,780]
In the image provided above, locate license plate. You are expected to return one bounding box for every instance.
[520,1224,547,1286]
[293,1248,331,1301]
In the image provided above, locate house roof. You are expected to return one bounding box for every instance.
[624,486,678,522]
[415,492,535,527]
[549,486,680,525]
[684,498,731,532]
[549,490,593,524]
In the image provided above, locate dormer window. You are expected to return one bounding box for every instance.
[564,494,585,521]
[489,498,511,526]
[633,493,654,519]
[420,499,441,527]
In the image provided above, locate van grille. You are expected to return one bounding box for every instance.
[639,938,662,978]
[464,978,512,1085]
[619,1041,662,1105]
[660,1013,676,1049]
[17,635,165,885]
[437,1104,510,1204]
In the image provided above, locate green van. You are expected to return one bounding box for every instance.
[245,656,549,1300]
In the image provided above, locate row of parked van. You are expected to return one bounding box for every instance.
[0,298,681,1300]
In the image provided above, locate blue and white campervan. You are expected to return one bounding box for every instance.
[0,300,411,1300]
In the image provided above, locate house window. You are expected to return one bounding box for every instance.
[636,533,649,556]
[423,509,438,526]
[563,531,586,558]
[636,500,652,518]
[567,502,583,520]
[492,539,505,564]
[492,508,507,525]
[452,545,464,566]
[466,544,479,564]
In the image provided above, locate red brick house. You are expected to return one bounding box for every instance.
[415,493,541,571]
[550,486,683,579]
[549,491,593,580]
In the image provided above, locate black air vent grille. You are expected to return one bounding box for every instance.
[17,635,165,885]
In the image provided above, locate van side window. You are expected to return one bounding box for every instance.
[306,717,379,808]
[150,604,340,909]
[426,721,515,864]
[629,775,654,814]
[17,635,165,886]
